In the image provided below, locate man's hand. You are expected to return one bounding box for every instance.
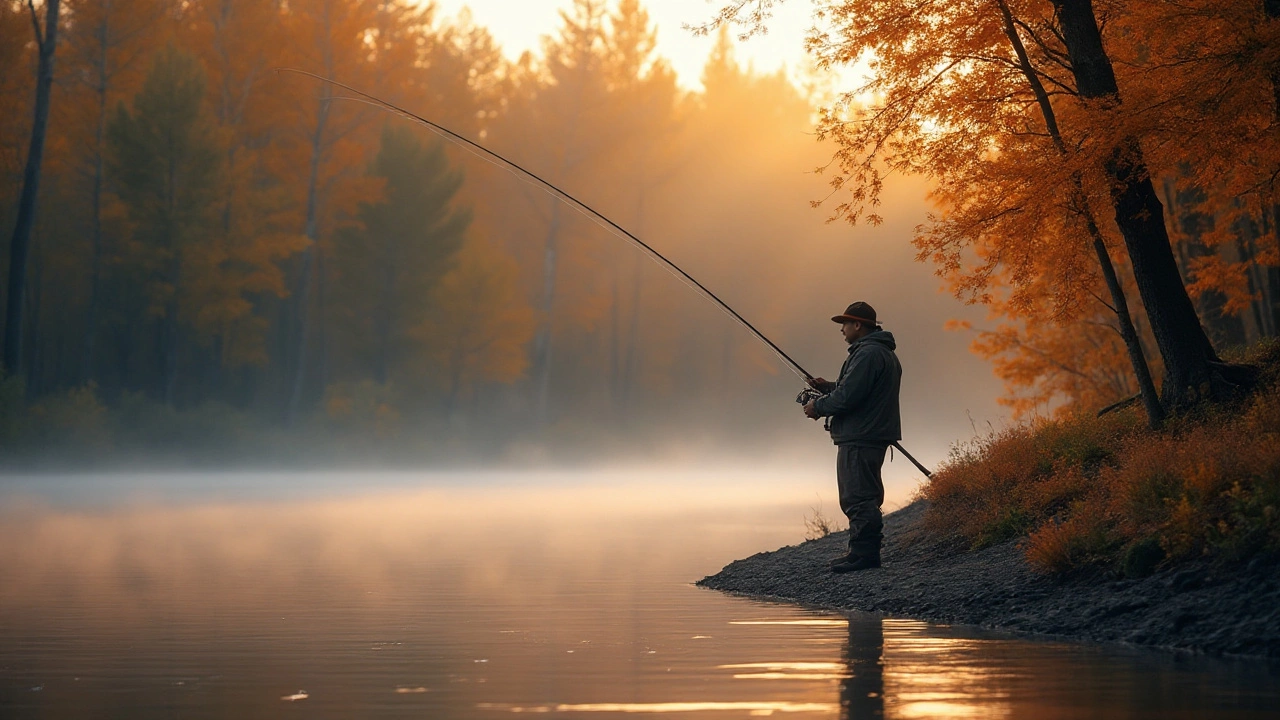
[803,399,821,420]
[808,377,835,393]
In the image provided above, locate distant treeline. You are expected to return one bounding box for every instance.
[9,0,1278,463]
[1,0,842,461]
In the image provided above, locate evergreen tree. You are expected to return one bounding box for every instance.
[106,45,222,405]
[331,125,470,388]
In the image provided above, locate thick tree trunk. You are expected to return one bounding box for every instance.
[997,0,1164,426]
[4,0,61,377]
[1053,0,1226,410]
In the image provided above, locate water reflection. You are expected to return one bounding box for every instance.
[478,701,838,714]
[842,619,884,719]
[0,475,1278,719]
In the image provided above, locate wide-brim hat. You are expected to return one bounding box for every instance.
[831,301,879,326]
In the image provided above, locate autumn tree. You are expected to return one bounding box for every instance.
[499,0,616,425]
[704,0,1264,416]
[416,238,534,419]
[185,0,307,390]
[1048,0,1231,409]
[1113,1,1280,347]
[595,0,683,412]
[106,45,222,405]
[276,0,382,423]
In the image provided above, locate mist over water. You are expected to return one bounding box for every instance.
[2,472,1278,719]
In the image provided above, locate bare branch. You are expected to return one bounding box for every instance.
[27,0,45,53]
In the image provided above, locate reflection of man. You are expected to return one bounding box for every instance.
[841,617,885,719]
[803,302,902,573]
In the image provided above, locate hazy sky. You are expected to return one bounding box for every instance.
[433,0,824,90]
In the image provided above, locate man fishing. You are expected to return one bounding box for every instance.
[803,302,902,573]
[273,74,929,529]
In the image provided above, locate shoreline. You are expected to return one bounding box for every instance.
[697,501,1280,659]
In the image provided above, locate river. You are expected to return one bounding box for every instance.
[1,470,1277,718]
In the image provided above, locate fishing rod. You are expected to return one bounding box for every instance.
[274,67,813,385]
[275,68,932,478]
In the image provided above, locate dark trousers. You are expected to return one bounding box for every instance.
[837,444,886,558]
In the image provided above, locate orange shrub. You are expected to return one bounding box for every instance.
[1024,509,1114,575]
[923,340,1280,575]
[922,411,1137,549]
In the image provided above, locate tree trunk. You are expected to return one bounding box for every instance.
[614,182,648,414]
[287,85,331,425]
[1053,0,1225,410]
[1264,2,1280,337]
[621,251,643,413]
[532,202,561,426]
[81,5,112,386]
[997,0,1164,427]
[373,253,394,385]
[609,270,621,406]
[4,0,61,377]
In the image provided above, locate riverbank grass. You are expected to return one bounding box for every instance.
[922,340,1280,576]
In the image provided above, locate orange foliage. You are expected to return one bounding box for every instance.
[416,238,536,409]
[928,341,1280,574]
[708,0,1280,413]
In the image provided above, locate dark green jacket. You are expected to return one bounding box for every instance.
[812,330,902,446]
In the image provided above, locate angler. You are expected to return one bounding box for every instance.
[802,302,902,574]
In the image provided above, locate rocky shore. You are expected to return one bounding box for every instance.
[698,501,1280,658]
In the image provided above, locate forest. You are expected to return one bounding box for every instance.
[3,0,1279,464]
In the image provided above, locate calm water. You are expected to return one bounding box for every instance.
[1,471,1278,719]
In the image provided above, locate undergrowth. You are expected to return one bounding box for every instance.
[921,339,1280,576]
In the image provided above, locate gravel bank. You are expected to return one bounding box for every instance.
[698,501,1280,658]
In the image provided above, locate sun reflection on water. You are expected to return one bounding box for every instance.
[478,701,838,715]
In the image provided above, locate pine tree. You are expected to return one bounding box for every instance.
[106,45,222,405]
[332,125,470,387]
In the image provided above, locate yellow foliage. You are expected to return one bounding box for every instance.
[416,238,536,403]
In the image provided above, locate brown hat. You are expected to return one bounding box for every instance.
[831,301,879,326]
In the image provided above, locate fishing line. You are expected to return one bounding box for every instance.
[274,67,814,384]
[276,69,936,478]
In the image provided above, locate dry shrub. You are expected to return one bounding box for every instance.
[923,341,1280,574]
[1024,510,1114,574]
[803,497,839,541]
[923,411,1136,549]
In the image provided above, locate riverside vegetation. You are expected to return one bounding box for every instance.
[699,341,1280,657]
[922,340,1280,579]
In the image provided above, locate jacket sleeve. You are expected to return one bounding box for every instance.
[812,347,884,417]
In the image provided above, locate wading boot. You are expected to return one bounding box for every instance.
[828,553,857,568]
[830,553,880,573]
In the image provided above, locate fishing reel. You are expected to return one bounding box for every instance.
[795,386,823,406]
[796,386,830,430]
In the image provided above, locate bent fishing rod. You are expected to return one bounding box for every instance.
[274,68,932,478]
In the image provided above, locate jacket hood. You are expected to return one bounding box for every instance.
[850,329,896,352]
